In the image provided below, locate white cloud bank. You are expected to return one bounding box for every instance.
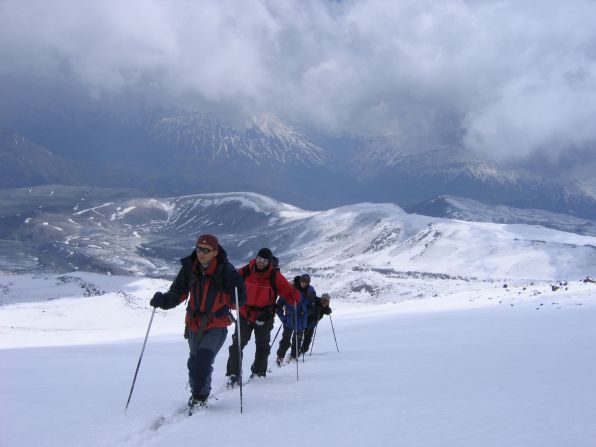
[1,0,596,159]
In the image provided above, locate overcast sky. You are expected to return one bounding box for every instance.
[1,0,596,161]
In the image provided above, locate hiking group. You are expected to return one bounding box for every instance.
[149,233,333,409]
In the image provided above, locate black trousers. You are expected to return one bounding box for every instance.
[276,326,304,359]
[302,326,316,353]
[226,316,274,377]
[302,313,325,353]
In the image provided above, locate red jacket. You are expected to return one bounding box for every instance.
[239,259,299,322]
[164,248,245,333]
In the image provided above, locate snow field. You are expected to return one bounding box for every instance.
[2,279,595,447]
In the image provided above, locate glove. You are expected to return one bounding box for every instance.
[322,307,332,315]
[150,292,179,310]
[150,292,167,309]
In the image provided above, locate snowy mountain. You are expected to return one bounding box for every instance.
[407,195,596,237]
[348,146,596,219]
[3,188,596,298]
[4,97,596,216]
[151,112,326,167]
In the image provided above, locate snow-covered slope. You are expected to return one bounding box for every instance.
[3,191,596,295]
[1,272,595,447]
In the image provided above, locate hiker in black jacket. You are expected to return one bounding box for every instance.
[150,234,246,407]
[301,293,332,354]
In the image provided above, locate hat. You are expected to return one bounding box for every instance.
[320,293,331,302]
[300,273,311,283]
[257,248,273,261]
[196,234,219,250]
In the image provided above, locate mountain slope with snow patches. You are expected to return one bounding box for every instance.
[2,190,596,291]
[408,195,596,237]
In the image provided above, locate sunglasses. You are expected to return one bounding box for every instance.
[196,246,215,254]
[256,256,269,264]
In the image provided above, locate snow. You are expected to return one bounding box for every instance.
[1,273,596,447]
[73,202,114,216]
[110,206,137,221]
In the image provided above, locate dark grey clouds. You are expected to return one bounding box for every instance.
[1,0,596,160]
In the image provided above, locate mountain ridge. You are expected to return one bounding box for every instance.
[3,105,596,217]
[1,189,595,286]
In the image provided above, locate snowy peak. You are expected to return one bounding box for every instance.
[151,112,326,166]
[247,113,326,165]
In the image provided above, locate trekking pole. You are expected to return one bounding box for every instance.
[234,287,243,414]
[125,307,156,414]
[293,302,299,381]
[329,314,340,353]
[308,309,322,357]
[269,323,282,350]
[309,321,319,357]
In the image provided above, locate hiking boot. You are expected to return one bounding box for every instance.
[188,394,208,408]
[226,375,239,389]
[249,372,266,380]
[276,356,283,367]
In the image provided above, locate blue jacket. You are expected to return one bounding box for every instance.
[277,283,316,332]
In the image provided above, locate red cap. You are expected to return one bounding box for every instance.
[196,234,219,250]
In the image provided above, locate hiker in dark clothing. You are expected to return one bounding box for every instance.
[276,274,316,364]
[150,234,246,407]
[225,248,299,386]
[301,293,332,354]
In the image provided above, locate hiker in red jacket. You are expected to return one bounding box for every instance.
[225,248,299,386]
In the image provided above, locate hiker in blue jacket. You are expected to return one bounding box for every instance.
[275,274,316,365]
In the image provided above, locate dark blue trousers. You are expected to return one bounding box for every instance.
[187,327,228,398]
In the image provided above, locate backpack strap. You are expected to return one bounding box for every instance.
[269,268,279,300]
[240,264,251,280]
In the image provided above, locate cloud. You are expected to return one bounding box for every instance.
[1,0,596,159]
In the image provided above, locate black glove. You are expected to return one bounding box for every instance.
[150,292,173,310]
[149,292,166,309]
[322,307,332,315]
